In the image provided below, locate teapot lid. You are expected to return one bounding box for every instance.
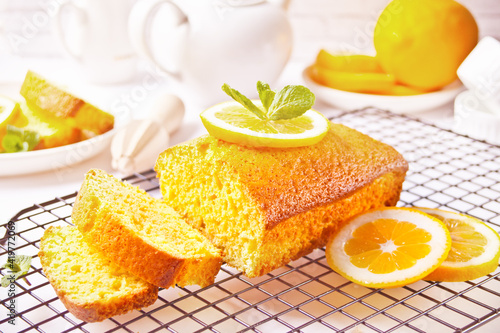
[225,0,265,6]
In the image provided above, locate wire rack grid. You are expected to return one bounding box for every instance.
[1,108,500,333]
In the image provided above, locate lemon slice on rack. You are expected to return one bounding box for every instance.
[200,101,330,148]
[415,207,500,282]
[326,207,451,289]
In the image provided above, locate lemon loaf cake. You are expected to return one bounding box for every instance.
[20,70,114,135]
[39,226,158,322]
[71,169,223,288]
[155,123,409,278]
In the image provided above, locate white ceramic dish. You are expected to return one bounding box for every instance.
[453,90,500,145]
[0,82,118,177]
[303,66,464,114]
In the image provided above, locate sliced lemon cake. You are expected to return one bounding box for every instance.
[39,226,158,322]
[71,169,222,288]
[155,123,408,278]
[20,70,114,135]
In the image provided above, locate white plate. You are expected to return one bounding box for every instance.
[303,66,465,113]
[0,82,119,177]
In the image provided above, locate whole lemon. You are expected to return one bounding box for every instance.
[374,0,478,91]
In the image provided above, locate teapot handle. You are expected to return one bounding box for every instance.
[53,0,87,61]
[128,0,188,78]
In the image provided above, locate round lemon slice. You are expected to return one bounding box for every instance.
[0,96,22,138]
[326,207,451,289]
[416,207,500,282]
[0,96,21,125]
[200,101,330,148]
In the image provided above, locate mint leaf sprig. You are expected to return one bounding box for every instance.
[222,83,266,119]
[1,125,40,153]
[1,255,32,287]
[256,81,275,111]
[222,81,315,121]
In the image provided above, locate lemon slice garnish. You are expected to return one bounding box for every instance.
[200,101,330,148]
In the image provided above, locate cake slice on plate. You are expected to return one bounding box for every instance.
[20,70,114,135]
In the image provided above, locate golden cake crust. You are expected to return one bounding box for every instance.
[47,278,158,323]
[54,291,157,323]
[252,170,405,277]
[233,124,407,228]
[160,124,408,229]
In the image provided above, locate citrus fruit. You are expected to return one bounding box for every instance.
[315,50,384,73]
[326,207,451,288]
[386,84,425,96]
[374,0,478,91]
[309,50,427,96]
[0,96,22,145]
[309,65,397,94]
[200,101,330,148]
[416,208,500,282]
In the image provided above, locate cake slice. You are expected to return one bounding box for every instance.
[39,226,158,322]
[155,123,409,278]
[20,70,114,135]
[71,169,222,288]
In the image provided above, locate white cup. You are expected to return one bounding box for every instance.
[457,36,500,116]
[53,0,138,84]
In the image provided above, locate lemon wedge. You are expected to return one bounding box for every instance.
[200,101,330,148]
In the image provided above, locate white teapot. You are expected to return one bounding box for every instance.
[128,0,293,106]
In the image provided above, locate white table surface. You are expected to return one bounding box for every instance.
[0,57,498,333]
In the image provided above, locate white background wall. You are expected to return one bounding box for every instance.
[0,0,499,65]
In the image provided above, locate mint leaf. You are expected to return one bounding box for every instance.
[1,255,31,287]
[2,128,26,152]
[221,82,316,121]
[221,83,266,119]
[267,85,315,120]
[1,125,40,153]
[23,129,40,150]
[257,81,275,112]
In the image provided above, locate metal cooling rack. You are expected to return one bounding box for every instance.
[1,108,500,333]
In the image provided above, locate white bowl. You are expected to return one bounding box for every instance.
[453,90,500,145]
[303,66,464,114]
